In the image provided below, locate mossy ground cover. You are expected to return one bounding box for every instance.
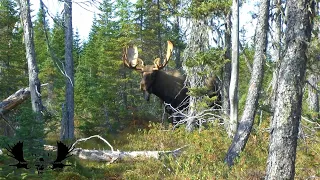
[0,121,319,179]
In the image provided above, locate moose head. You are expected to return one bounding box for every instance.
[123,41,175,101]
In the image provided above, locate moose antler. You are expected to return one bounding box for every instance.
[123,41,173,71]
[153,41,173,70]
[123,45,144,70]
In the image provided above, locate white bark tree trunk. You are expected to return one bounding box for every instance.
[265,0,314,178]
[228,0,239,137]
[225,0,270,166]
[19,0,43,121]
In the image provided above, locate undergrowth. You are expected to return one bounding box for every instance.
[0,121,319,179]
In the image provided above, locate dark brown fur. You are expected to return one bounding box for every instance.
[140,69,221,118]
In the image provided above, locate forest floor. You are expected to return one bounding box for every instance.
[0,121,319,179]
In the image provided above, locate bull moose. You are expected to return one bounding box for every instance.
[122,41,221,122]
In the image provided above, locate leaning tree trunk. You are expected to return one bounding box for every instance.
[182,19,210,132]
[19,0,43,121]
[265,0,314,179]
[228,0,239,137]
[60,0,74,140]
[224,0,270,166]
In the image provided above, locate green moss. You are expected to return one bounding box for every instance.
[56,172,87,180]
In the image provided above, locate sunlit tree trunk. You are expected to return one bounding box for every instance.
[225,0,270,166]
[228,0,239,137]
[60,0,74,140]
[265,0,314,178]
[19,0,43,121]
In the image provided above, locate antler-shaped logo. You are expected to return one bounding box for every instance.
[5,141,29,169]
[6,141,74,172]
[51,141,74,169]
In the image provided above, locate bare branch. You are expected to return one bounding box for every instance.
[70,135,114,152]
[306,80,320,93]
[39,0,73,86]
[163,101,225,130]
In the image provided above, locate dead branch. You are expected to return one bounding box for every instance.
[0,87,30,114]
[306,80,320,93]
[70,135,114,151]
[163,102,225,130]
[0,84,49,115]
[44,135,188,163]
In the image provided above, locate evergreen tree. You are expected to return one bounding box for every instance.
[34,7,57,113]
[0,0,26,98]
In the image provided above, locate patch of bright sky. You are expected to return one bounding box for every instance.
[31,0,258,45]
[239,0,258,45]
[31,0,102,42]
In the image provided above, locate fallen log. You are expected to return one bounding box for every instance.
[44,145,187,163]
[0,84,48,115]
[0,87,30,114]
[44,135,188,163]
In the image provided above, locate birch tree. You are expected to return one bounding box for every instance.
[228,0,239,137]
[265,0,314,178]
[60,0,74,140]
[224,0,270,166]
[18,0,43,121]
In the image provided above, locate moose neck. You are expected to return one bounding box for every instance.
[150,70,188,108]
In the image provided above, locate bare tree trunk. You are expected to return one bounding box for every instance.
[174,16,182,69]
[156,0,162,60]
[265,0,314,178]
[224,0,270,166]
[19,0,43,121]
[60,0,74,140]
[183,19,210,132]
[270,0,282,111]
[222,11,232,136]
[228,0,239,137]
[307,74,319,113]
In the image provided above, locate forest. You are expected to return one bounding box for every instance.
[0,0,319,179]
